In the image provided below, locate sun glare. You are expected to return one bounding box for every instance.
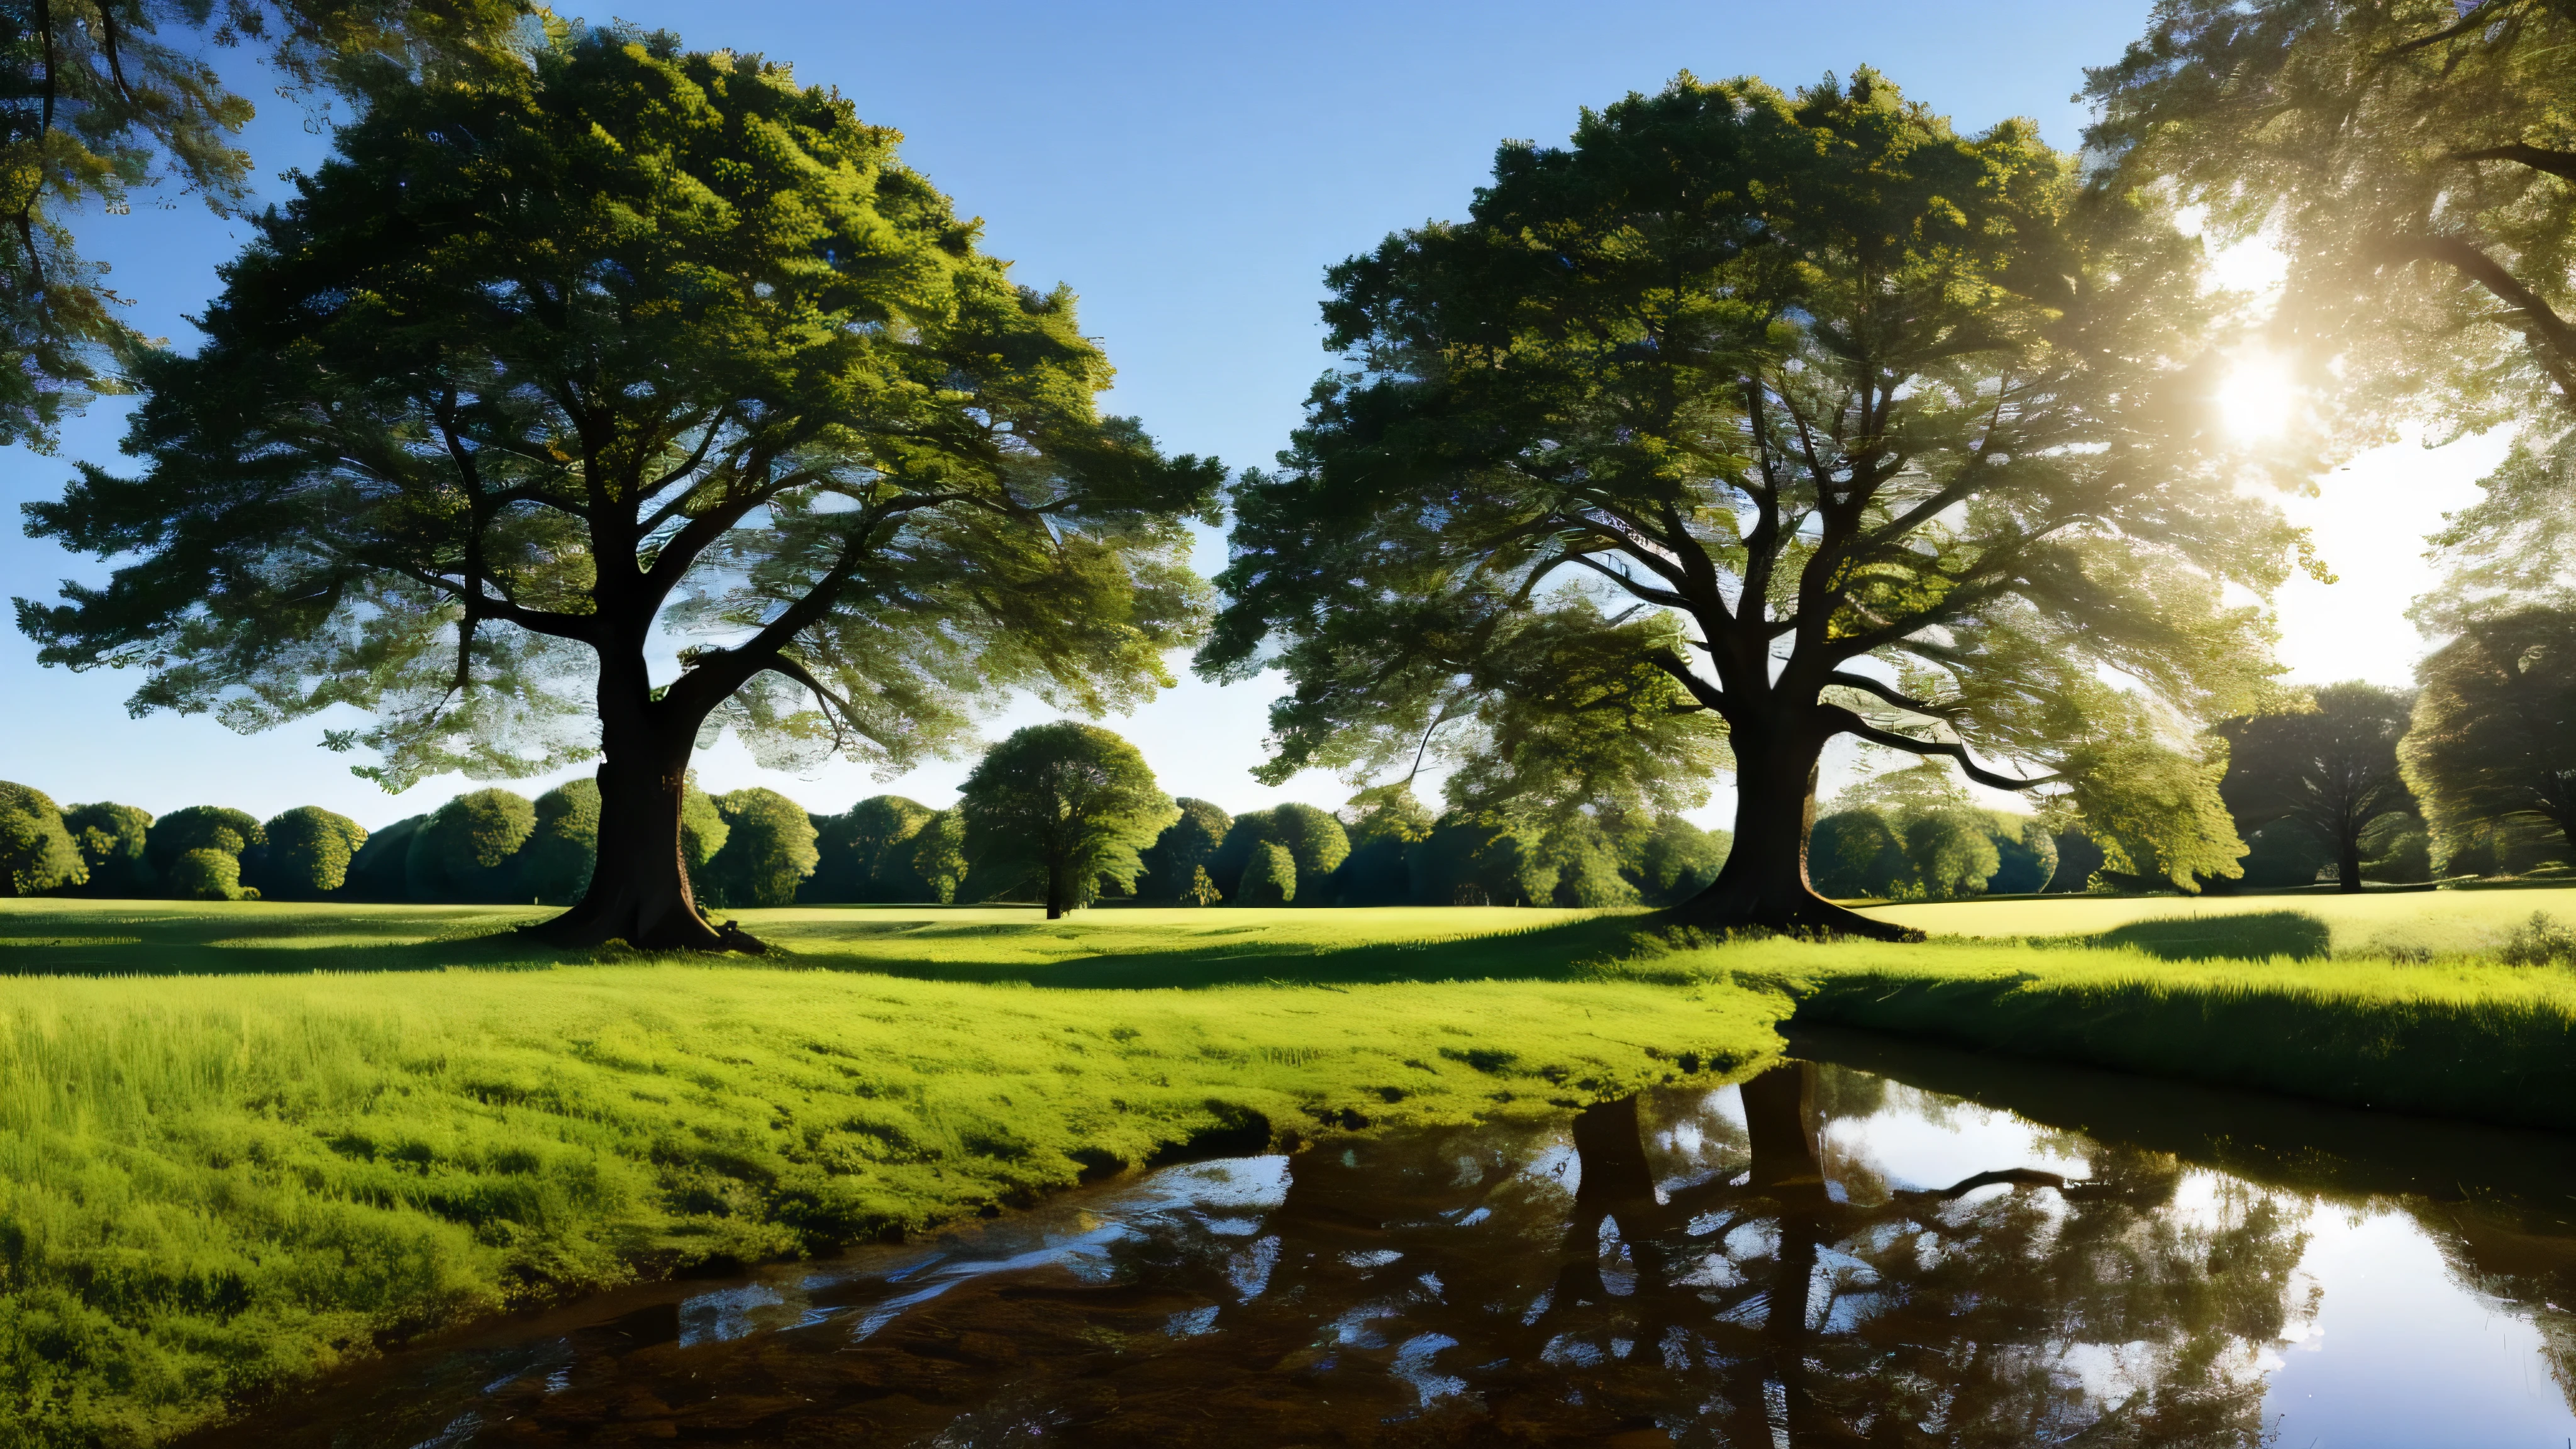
[2218,353,2299,442]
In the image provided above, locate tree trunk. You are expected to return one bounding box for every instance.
[1667,724,1921,940]
[2337,833,2363,893]
[525,686,749,953]
[1044,858,1068,921]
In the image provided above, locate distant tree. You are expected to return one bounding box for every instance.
[1628,816,1730,907]
[1201,72,2287,936]
[2236,821,2331,889]
[1808,811,1907,901]
[1404,813,1554,907]
[702,788,820,909]
[1211,804,1350,904]
[816,797,937,903]
[1139,797,1231,901]
[1182,864,1223,907]
[344,814,422,901]
[2046,830,2111,894]
[61,800,150,896]
[12,26,1219,952]
[909,808,968,906]
[1332,786,1433,907]
[1238,840,1297,907]
[2401,609,2576,863]
[405,787,533,902]
[1982,814,2060,896]
[958,723,1177,919]
[1537,816,1639,908]
[2214,683,2418,894]
[518,780,600,906]
[253,806,367,898]
[1902,813,2002,901]
[167,848,251,901]
[0,782,84,896]
[2361,815,2433,885]
[677,776,730,896]
[145,806,263,886]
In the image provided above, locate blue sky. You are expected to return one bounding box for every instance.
[0,0,2492,828]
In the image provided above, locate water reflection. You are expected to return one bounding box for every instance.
[184,1036,2576,1448]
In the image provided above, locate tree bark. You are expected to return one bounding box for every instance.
[2336,833,2363,894]
[525,667,748,953]
[1666,723,1922,940]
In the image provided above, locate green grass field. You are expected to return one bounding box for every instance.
[0,899,1781,1449]
[18,888,2576,1448]
[1858,884,2576,958]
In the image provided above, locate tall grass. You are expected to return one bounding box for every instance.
[0,901,1783,1449]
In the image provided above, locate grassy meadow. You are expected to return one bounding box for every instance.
[0,899,1782,1449]
[18,887,2576,1446]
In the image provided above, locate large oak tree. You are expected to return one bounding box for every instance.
[15,25,1218,949]
[2212,681,2416,892]
[1201,72,2294,935]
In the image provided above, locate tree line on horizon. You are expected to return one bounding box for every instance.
[2,4,2568,941]
[10,652,2570,907]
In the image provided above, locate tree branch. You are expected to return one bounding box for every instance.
[1826,670,1959,719]
[2450,142,2576,184]
[1824,705,2063,790]
[2372,233,2576,401]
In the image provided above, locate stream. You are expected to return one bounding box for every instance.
[183,1028,2576,1447]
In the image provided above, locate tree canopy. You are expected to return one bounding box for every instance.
[0,0,528,448]
[14,24,1219,950]
[2214,682,2416,892]
[0,782,84,896]
[1201,71,2290,933]
[2399,608,2576,864]
[957,721,1176,919]
[2086,0,2576,627]
[702,787,819,908]
[253,804,367,897]
[61,799,152,896]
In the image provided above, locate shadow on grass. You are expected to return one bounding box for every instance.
[0,904,577,977]
[2087,911,2334,962]
[784,914,1660,989]
[0,902,1668,986]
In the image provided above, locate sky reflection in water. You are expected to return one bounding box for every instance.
[182,1030,2576,1448]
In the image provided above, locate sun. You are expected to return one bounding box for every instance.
[2218,352,2300,442]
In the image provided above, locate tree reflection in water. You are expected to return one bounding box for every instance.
[191,1059,2351,1448]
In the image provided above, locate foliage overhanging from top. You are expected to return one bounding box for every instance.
[2083,0,2576,626]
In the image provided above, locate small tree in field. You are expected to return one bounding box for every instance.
[1182,865,1223,906]
[14,26,1216,950]
[1201,73,2290,935]
[958,723,1177,919]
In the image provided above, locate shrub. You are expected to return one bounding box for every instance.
[2499,912,2576,967]
[1141,797,1231,901]
[167,848,253,901]
[1238,840,1296,906]
[145,806,264,880]
[1183,864,1222,906]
